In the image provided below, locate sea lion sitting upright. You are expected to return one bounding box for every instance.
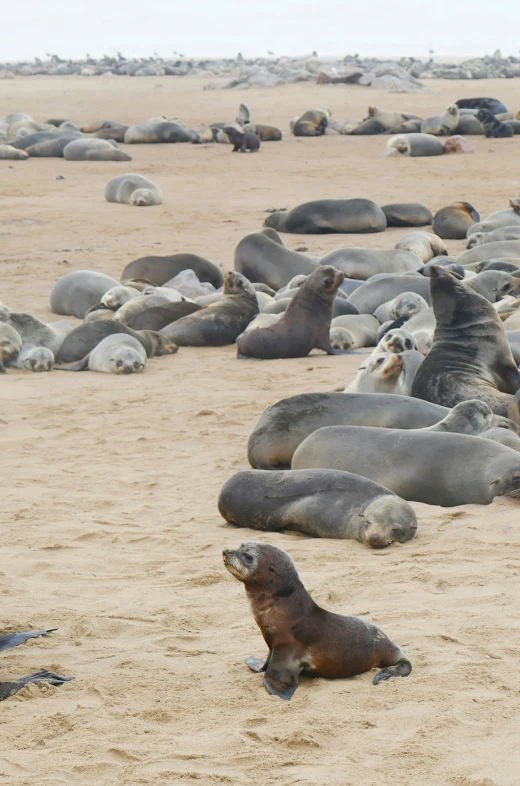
[223,541,412,700]
[237,266,344,359]
[264,199,387,234]
[476,109,514,138]
[421,104,460,136]
[411,267,520,416]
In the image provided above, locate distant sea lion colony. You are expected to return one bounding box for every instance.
[2,85,520,702]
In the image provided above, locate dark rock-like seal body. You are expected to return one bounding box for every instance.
[411,267,520,417]
[382,203,433,227]
[292,426,520,505]
[237,266,343,359]
[247,392,449,469]
[223,542,412,700]
[51,270,120,319]
[161,271,258,346]
[476,109,514,138]
[264,199,387,234]
[219,469,418,548]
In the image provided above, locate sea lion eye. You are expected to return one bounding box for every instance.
[405,339,412,349]
[324,278,332,287]
[243,553,254,563]
[392,528,402,536]
[376,357,385,365]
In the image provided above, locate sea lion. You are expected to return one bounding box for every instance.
[0,323,23,369]
[292,426,520,505]
[353,107,414,134]
[345,350,424,395]
[63,138,132,161]
[507,329,520,364]
[247,392,449,469]
[50,270,120,318]
[129,301,202,331]
[433,202,479,240]
[124,121,197,143]
[112,294,174,324]
[57,334,147,374]
[319,248,422,279]
[468,208,520,236]
[263,199,387,234]
[8,131,81,156]
[1,313,70,354]
[219,469,417,548]
[348,275,431,314]
[480,427,520,451]
[454,113,485,135]
[105,173,163,206]
[9,343,54,372]
[55,321,176,363]
[420,104,460,136]
[456,97,508,115]
[222,125,260,152]
[476,109,514,138]
[373,292,429,323]
[101,286,141,309]
[420,399,494,435]
[292,108,329,136]
[395,231,447,262]
[467,226,520,248]
[465,270,516,302]
[411,267,520,417]
[237,267,343,359]
[120,253,223,289]
[381,203,433,227]
[457,241,520,266]
[329,314,379,349]
[92,121,129,142]
[234,228,319,290]
[0,145,29,160]
[242,123,282,141]
[386,133,444,157]
[0,628,74,702]
[370,329,417,356]
[223,541,412,700]
[160,271,258,346]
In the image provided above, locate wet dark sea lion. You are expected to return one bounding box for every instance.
[121,253,223,289]
[411,267,520,417]
[247,392,449,469]
[0,628,74,702]
[234,228,319,290]
[382,203,433,227]
[129,301,202,331]
[223,542,412,700]
[237,266,343,359]
[219,469,418,548]
[455,97,508,115]
[223,125,260,152]
[264,199,387,234]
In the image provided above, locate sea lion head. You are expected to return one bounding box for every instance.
[360,496,418,549]
[393,136,410,154]
[0,324,23,361]
[510,197,520,215]
[24,347,54,372]
[476,108,492,123]
[223,541,300,592]
[143,330,178,356]
[380,329,417,354]
[429,265,486,324]
[102,286,139,310]
[391,293,427,320]
[466,232,484,249]
[366,352,405,382]
[129,188,156,207]
[446,104,459,118]
[223,271,256,300]
[308,266,344,301]
[489,461,520,499]
[439,400,494,435]
[110,347,145,374]
[330,327,355,351]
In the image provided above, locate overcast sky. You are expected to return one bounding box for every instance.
[2,0,519,61]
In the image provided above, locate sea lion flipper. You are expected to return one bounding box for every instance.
[55,354,90,371]
[246,654,270,673]
[263,650,300,700]
[17,670,75,686]
[373,657,412,685]
[0,628,58,653]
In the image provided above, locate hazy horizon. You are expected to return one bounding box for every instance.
[3,0,520,62]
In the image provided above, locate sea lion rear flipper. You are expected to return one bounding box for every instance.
[373,657,412,685]
[0,671,74,702]
[246,653,271,673]
[263,650,301,700]
[0,628,58,653]
[55,354,91,371]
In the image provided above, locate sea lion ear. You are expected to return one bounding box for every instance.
[368,106,376,116]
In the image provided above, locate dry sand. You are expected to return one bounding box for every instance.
[1,76,520,786]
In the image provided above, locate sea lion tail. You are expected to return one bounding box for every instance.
[373,657,412,685]
[54,355,90,371]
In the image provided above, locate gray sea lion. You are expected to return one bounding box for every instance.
[90,121,129,142]
[0,145,29,160]
[239,313,282,335]
[58,334,147,373]
[101,285,141,309]
[420,399,494,435]
[457,240,520,266]
[113,294,174,325]
[353,107,414,134]
[0,629,74,702]
[121,253,223,289]
[507,329,520,364]
[370,329,417,356]
[345,350,424,395]
[454,113,485,135]
[237,267,343,359]
[234,228,319,290]
[160,271,258,346]
[381,203,433,227]
[348,275,431,314]
[373,292,429,323]
[55,321,176,363]
[320,248,422,279]
[395,231,447,262]
[402,306,436,339]
[242,123,282,141]
[124,121,197,143]
[292,108,329,136]
[9,343,54,372]
[411,266,520,418]
[247,392,449,469]
[222,125,260,152]
[235,103,250,125]
[50,270,120,318]
[264,199,387,234]
[329,314,379,349]
[129,301,202,331]
[420,104,460,136]
[292,426,520,505]
[386,133,444,157]
[433,202,479,240]
[467,226,520,248]
[8,130,81,155]
[0,323,23,370]
[1,313,70,354]
[465,271,516,302]
[105,173,162,206]
[218,469,417,548]
[480,427,520,451]
[63,138,132,161]
[223,541,412,701]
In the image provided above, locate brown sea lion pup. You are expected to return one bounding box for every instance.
[120,253,223,289]
[219,470,417,548]
[433,202,479,240]
[292,108,329,136]
[129,301,202,331]
[243,123,282,141]
[411,267,520,417]
[223,542,412,700]
[382,203,433,227]
[237,266,343,359]
[264,199,387,234]
[160,271,258,346]
[0,628,74,702]
[223,125,260,152]
[55,321,176,363]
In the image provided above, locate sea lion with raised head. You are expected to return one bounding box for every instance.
[219,469,417,548]
[264,199,387,234]
[476,109,514,138]
[234,228,319,290]
[237,266,343,359]
[345,350,424,395]
[421,104,460,136]
[223,541,412,700]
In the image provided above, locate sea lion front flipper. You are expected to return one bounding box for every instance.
[246,652,271,673]
[263,650,301,700]
[0,628,58,653]
[54,354,90,371]
[373,657,412,685]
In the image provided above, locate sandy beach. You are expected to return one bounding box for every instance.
[1,75,520,786]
